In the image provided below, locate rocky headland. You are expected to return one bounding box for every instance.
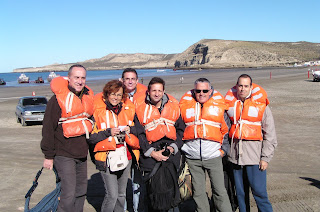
[13,39,320,72]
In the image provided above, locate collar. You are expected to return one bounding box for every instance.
[105,100,123,115]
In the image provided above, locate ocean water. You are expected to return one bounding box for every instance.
[0,69,189,87]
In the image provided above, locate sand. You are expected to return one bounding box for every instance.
[0,67,319,211]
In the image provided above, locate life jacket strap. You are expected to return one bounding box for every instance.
[143,117,176,132]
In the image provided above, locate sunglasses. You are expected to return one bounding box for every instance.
[195,89,210,93]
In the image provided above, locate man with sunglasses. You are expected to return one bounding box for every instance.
[225,74,277,212]
[179,78,232,212]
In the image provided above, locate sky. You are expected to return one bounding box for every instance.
[1,0,319,73]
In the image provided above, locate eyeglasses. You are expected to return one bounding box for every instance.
[110,93,123,97]
[195,89,210,93]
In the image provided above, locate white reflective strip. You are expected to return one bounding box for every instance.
[212,95,222,100]
[182,96,193,101]
[143,104,149,124]
[252,93,263,101]
[225,95,234,101]
[106,111,110,128]
[65,92,74,114]
[227,107,234,118]
[186,108,195,119]
[252,86,260,94]
[147,104,152,120]
[248,106,259,117]
[194,102,201,138]
[111,111,118,127]
[208,106,219,116]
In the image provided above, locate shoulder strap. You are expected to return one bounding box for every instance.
[143,162,161,182]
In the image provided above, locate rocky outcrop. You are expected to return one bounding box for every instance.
[13,39,320,72]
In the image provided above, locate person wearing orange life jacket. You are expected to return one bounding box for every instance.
[134,77,185,211]
[120,68,147,212]
[225,74,277,212]
[41,64,94,212]
[180,78,232,212]
[88,80,140,212]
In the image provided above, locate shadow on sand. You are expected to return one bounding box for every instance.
[300,177,320,189]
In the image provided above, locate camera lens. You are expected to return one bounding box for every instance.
[162,149,170,156]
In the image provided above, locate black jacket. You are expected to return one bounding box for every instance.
[135,94,185,172]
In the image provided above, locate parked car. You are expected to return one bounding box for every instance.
[312,70,320,82]
[15,96,47,126]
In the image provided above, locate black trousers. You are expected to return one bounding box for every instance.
[54,156,87,212]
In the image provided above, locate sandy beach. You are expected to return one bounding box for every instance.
[0,67,319,211]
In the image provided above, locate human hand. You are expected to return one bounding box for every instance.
[150,150,169,162]
[111,128,120,136]
[167,146,174,154]
[259,160,268,171]
[121,126,130,134]
[43,159,53,170]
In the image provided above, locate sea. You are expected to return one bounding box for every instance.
[0,69,191,87]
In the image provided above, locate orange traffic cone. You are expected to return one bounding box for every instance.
[32,91,36,96]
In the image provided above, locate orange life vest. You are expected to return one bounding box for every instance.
[179,90,227,143]
[135,94,180,143]
[50,76,94,139]
[225,83,269,141]
[131,83,147,101]
[93,92,140,153]
[128,82,147,162]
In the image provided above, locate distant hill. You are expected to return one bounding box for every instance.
[13,39,320,72]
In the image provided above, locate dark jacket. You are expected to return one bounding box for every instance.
[135,94,185,172]
[40,87,91,159]
[87,100,138,171]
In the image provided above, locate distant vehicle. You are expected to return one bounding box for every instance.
[312,70,320,82]
[35,76,44,83]
[18,73,30,83]
[0,78,6,85]
[15,96,47,126]
[47,72,60,82]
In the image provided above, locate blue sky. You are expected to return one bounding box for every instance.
[1,0,319,73]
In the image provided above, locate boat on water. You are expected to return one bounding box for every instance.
[0,78,6,85]
[47,72,60,82]
[157,69,166,72]
[18,74,30,83]
[35,76,44,83]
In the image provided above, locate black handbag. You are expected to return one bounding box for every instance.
[24,167,61,212]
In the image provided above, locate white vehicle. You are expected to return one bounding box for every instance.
[312,70,320,82]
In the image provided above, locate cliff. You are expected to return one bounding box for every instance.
[13,39,320,72]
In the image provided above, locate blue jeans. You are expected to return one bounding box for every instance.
[125,165,144,212]
[233,164,273,212]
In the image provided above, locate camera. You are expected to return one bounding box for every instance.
[159,142,170,156]
[116,131,126,143]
